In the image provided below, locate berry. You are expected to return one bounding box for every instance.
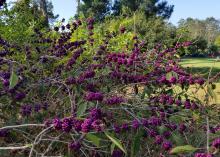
[69,141,81,151]
[53,118,62,130]
[162,141,172,151]
[15,92,26,100]
[112,149,123,157]
[85,92,104,101]
[20,104,32,116]
[212,138,220,149]
[194,153,213,157]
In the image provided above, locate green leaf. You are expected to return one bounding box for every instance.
[170,145,198,154]
[105,132,126,154]
[166,72,173,80]
[131,132,142,157]
[86,133,101,147]
[192,112,200,121]
[9,71,19,89]
[77,102,87,117]
[171,133,184,145]
[110,143,116,155]
[141,87,147,99]
[207,84,217,101]
[39,83,46,96]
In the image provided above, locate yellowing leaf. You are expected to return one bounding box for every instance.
[170,145,198,154]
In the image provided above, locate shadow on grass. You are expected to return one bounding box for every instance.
[184,67,220,78]
[181,62,213,65]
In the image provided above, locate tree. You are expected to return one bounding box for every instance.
[0,0,6,8]
[0,0,57,43]
[77,0,111,20]
[33,0,58,26]
[112,0,174,19]
[177,17,220,57]
[187,37,208,57]
[39,0,49,26]
[178,17,220,44]
[215,35,220,48]
[205,17,220,43]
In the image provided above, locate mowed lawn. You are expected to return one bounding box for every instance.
[180,58,220,104]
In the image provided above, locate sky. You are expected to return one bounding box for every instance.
[51,0,220,25]
[168,0,220,25]
[52,0,77,21]
[9,0,220,25]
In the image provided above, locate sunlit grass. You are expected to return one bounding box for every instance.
[180,58,220,104]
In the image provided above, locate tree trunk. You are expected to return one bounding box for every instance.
[40,0,49,27]
[76,0,80,18]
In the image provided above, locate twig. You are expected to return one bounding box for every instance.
[0,145,32,150]
[206,116,210,154]
[29,126,53,157]
[42,133,64,156]
[0,124,45,131]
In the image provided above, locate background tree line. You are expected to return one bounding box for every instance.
[1,0,220,57]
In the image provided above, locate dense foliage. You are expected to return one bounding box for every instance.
[112,0,174,19]
[0,17,220,157]
[77,0,174,20]
[0,0,57,44]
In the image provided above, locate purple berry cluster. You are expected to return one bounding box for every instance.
[212,138,220,149]
[69,141,81,151]
[104,96,125,105]
[112,149,124,157]
[194,153,213,157]
[86,17,95,45]
[162,141,172,151]
[20,104,32,116]
[151,94,199,110]
[85,92,104,101]
[76,70,95,83]
[67,48,84,68]
[0,129,9,137]
[51,108,105,134]
[20,103,48,116]
[15,92,26,100]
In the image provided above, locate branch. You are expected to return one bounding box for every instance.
[0,124,45,131]
[29,126,53,157]
[0,144,32,150]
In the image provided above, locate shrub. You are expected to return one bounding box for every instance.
[0,18,220,157]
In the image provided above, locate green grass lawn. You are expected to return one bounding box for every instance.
[180,58,220,104]
[180,58,220,78]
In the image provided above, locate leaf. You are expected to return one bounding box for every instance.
[105,132,126,154]
[207,84,217,101]
[171,133,184,145]
[9,71,19,89]
[110,143,116,155]
[166,72,173,80]
[141,87,148,99]
[77,102,87,117]
[39,83,46,96]
[170,145,198,154]
[192,112,200,121]
[131,132,142,157]
[86,133,101,147]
